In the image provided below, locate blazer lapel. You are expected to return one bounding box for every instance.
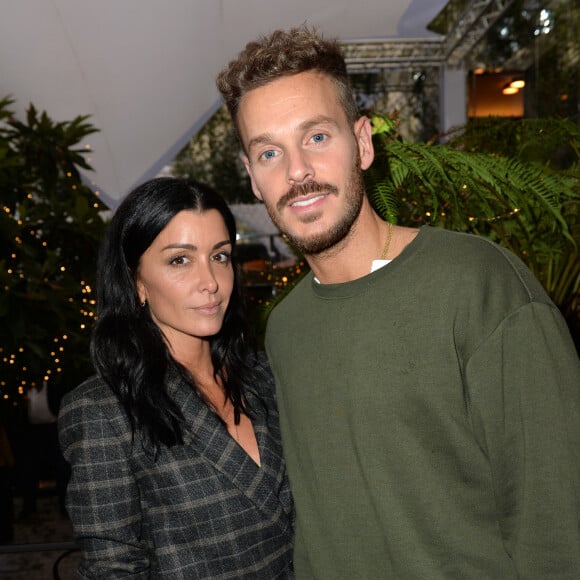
[168,373,291,528]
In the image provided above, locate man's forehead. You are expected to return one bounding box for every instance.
[237,72,343,138]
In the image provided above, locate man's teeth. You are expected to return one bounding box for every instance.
[292,195,324,207]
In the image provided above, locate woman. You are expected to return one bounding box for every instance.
[58,177,294,578]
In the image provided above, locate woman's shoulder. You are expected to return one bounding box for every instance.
[58,375,133,444]
[246,349,270,371]
[59,375,121,419]
[244,351,276,401]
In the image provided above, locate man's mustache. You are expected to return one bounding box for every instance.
[276,181,339,212]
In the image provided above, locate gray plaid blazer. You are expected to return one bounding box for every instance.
[58,355,294,579]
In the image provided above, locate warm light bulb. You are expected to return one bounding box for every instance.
[502,86,519,95]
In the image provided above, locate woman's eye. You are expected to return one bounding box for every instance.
[213,252,231,264]
[169,255,189,266]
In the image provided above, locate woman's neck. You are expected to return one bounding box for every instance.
[169,335,213,377]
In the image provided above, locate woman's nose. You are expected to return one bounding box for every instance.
[198,263,218,293]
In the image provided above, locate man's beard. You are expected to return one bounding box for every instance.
[263,159,365,256]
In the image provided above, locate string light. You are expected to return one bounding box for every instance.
[1,216,98,405]
[458,208,521,224]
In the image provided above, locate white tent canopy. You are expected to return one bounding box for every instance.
[1,0,446,208]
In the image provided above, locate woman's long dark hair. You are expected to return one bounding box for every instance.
[91,177,254,451]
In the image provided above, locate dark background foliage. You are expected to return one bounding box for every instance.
[0,97,107,422]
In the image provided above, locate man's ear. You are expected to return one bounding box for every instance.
[354,116,375,170]
[242,154,263,201]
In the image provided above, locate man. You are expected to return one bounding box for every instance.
[217,26,580,578]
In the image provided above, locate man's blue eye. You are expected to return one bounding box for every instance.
[312,134,325,143]
[262,150,276,160]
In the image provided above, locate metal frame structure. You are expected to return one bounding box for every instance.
[343,0,518,77]
[443,0,517,66]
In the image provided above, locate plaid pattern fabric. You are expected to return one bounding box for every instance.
[58,355,294,579]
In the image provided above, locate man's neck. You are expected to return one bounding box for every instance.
[307,204,388,284]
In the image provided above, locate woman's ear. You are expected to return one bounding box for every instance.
[135,277,147,306]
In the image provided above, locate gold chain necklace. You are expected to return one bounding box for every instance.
[380,222,393,260]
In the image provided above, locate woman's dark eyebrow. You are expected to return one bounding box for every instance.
[213,240,232,251]
[161,240,231,252]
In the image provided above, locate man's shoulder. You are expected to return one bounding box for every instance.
[420,226,529,271]
[420,226,502,255]
[418,226,552,305]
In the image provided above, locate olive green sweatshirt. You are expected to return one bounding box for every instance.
[266,226,580,579]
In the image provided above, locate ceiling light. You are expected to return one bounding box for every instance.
[502,85,519,95]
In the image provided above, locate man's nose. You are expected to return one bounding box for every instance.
[286,148,314,185]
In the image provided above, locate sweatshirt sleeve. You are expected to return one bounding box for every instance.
[466,301,580,578]
[58,388,150,579]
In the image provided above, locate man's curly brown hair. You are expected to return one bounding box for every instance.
[216,25,359,138]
